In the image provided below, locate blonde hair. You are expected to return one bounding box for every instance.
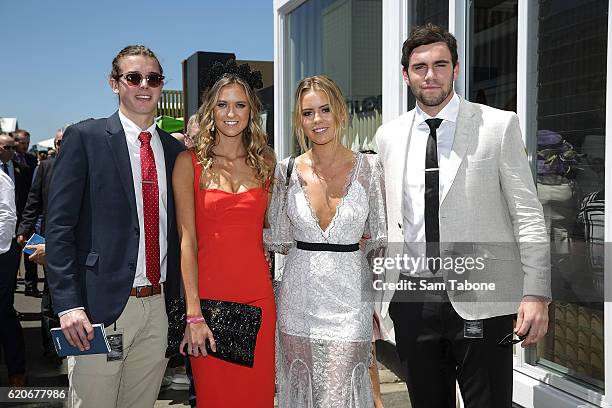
[193,76,275,188]
[186,113,199,136]
[293,75,348,152]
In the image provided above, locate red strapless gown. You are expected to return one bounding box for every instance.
[190,152,275,407]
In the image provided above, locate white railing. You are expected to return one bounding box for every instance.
[341,110,382,152]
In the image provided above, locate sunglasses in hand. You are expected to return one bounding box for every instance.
[117,72,164,88]
[498,329,530,347]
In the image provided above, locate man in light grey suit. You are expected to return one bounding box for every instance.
[375,24,551,408]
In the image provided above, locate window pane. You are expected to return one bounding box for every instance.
[468,0,518,110]
[533,0,607,390]
[407,0,449,110]
[285,0,382,155]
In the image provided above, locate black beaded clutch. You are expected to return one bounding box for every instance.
[166,298,262,367]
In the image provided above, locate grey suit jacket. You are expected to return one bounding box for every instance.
[375,97,551,320]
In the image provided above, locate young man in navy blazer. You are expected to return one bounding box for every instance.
[46,45,184,408]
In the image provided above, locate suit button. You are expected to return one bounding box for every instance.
[134,227,139,236]
[128,262,136,271]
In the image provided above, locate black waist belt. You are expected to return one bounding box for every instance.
[296,241,359,252]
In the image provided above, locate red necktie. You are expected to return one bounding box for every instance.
[138,131,160,285]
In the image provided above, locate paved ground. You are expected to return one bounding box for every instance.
[154,362,409,407]
[153,363,410,408]
[1,268,411,407]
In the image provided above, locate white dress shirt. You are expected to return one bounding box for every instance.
[0,171,16,254]
[119,110,168,286]
[402,92,460,276]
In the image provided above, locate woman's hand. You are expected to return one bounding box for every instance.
[180,320,216,357]
[264,250,272,269]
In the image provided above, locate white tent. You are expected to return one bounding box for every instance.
[0,118,17,132]
[35,137,55,150]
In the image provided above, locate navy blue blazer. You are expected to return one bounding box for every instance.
[46,112,184,326]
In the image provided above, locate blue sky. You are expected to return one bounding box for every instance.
[0,0,273,145]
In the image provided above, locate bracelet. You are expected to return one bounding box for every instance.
[186,316,205,324]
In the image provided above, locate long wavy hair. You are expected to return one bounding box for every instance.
[193,76,275,189]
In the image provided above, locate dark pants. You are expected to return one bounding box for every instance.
[41,278,59,356]
[0,241,26,376]
[389,282,513,408]
[23,254,39,290]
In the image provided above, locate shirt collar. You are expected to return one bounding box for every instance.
[2,160,14,170]
[118,109,158,144]
[415,92,460,126]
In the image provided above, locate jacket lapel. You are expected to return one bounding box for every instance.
[440,98,477,205]
[106,112,138,220]
[391,110,415,220]
[158,128,175,233]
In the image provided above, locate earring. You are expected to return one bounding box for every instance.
[113,89,119,94]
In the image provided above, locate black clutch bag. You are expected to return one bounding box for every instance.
[166,298,262,367]
[167,298,187,356]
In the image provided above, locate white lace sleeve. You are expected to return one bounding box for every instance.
[363,154,387,255]
[264,158,295,255]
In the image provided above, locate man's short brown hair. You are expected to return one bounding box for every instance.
[12,129,30,139]
[401,23,458,71]
[110,45,163,80]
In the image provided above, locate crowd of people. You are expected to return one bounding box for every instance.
[0,126,65,387]
[0,23,552,408]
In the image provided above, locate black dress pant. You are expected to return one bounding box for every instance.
[41,278,59,356]
[389,283,513,408]
[23,254,39,290]
[0,241,26,376]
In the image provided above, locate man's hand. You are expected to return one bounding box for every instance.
[59,310,94,351]
[16,235,27,247]
[26,243,46,265]
[359,234,371,252]
[515,296,549,347]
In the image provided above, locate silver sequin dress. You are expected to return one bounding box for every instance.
[265,152,387,408]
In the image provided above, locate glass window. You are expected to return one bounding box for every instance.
[284,0,382,156]
[468,0,518,110]
[407,0,449,110]
[409,0,448,27]
[467,0,607,393]
[530,0,607,390]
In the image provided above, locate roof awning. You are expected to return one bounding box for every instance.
[156,115,184,133]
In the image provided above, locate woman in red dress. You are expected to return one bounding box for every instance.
[173,66,276,407]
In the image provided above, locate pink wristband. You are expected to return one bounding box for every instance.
[186,316,205,324]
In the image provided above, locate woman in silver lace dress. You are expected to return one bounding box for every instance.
[265,75,387,408]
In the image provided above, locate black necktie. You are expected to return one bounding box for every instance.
[425,118,443,273]
[1,162,8,176]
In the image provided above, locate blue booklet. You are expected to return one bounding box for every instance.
[50,324,111,357]
[23,233,45,255]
